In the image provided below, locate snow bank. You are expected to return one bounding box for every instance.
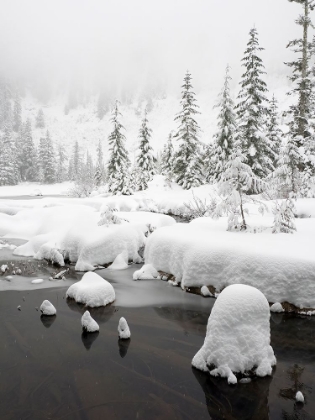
[81,311,99,332]
[144,217,315,308]
[66,272,115,307]
[192,284,276,384]
[40,300,56,315]
[118,317,131,339]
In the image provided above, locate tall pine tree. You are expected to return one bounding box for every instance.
[236,27,273,178]
[212,65,237,181]
[266,94,282,168]
[135,108,155,190]
[107,100,132,195]
[173,71,203,189]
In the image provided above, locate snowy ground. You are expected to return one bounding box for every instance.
[0,177,315,311]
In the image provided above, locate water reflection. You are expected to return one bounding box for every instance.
[118,338,131,358]
[192,367,271,420]
[40,314,56,328]
[66,298,116,324]
[81,331,99,350]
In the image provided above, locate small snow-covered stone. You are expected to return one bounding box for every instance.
[5,276,13,281]
[40,300,56,316]
[107,252,128,270]
[66,272,115,307]
[201,285,212,297]
[295,391,304,403]
[15,269,22,275]
[31,279,44,284]
[17,305,21,311]
[1,264,8,273]
[192,284,276,384]
[133,264,159,280]
[118,317,131,339]
[270,302,284,313]
[81,311,99,333]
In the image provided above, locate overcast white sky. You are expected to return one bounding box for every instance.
[0,0,310,94]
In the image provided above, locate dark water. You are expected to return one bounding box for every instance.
[0,287,315,420]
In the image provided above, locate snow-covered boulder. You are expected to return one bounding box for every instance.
[270,302,284,313]
[192,284,276,384]
[40,300,56,316]
[107,252,129,270]
[81,310,99,332]
[295,391,304,403]
[118,317,131,339]
[66,272,115,307]
[133,264,159,280]
[201,285,213,297]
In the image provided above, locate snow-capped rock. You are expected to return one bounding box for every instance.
[107,252,129,270]
[133,264,159,280]
[40,300,57,315]
[295,391,304,403]
[118,317,131,339]
[81,310,99,332]
[1,264,8,273]
[192,284,276,384]
[270,302,284,313]
[66,272,115,307]
[201,285,213,297]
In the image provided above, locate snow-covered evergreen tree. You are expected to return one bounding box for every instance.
[173,71,203,189]
[212,65,237,181]
[266,94,282,168]
[36,108,45,128]
[216,147,265,231]
[16,119,37,181]
[69,141,81,181]
[135,109,155,190]
[161,132,175,181]
[13,89,22,133]
[236,27,273,178]
[0,77,12,130]
[94,140,105,186]
[272,196,296,234]
[107,100,132,195]
[38,131,56,183]
[0,124,18,185]
[56,144,68,183]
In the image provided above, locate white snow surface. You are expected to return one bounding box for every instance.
[66,272,115,307]
[133,264,160,280]
[144,214,315,308]
[192,284,276,384]
[118,317,131,339]
[81,310,100,332]
[40,300,57,316]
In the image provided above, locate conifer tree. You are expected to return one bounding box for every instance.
[0,77,12,130]
[38,131,56,183]
[70,141,81,181]
[16,119,37,181]
[236,27,273,178]
[36,108,45,128]
[161,132,175,179]
[173,71,203,189]
[212,65,237,181]
[94,140,105,186]
[13,89,22,133]
[56,144,68,183]
[0,124,18,185]
[107,100,132,195]
[136,109,155,190]
[266,95,283,168]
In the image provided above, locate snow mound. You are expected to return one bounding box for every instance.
[66,272,115,307]
[201,285,213,297]
[118,317,131,339]
[144,219,315,308]
[133,264,159,280]
[295,391,304,403]
[107,252,129,270]
[81,310,99,332]
[192,284,276,384]
[270,302,284,313]
[40,300,56,315]
[31,279,44,284]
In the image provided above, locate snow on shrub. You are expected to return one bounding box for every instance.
[66,272,115,307]
[192,284,276,384]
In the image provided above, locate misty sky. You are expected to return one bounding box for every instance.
[0,0,310,95]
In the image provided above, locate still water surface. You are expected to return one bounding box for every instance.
[0,266,315,419]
